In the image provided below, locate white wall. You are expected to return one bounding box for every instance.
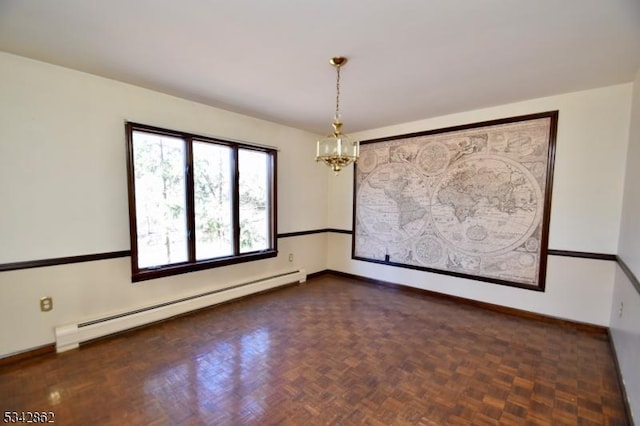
[328,83,633,326]
[610,68,640,423]
[328,233,616,325]
[0,52,328,357]
[617,73,640,282]
[0,234,328,356]
[0,52,327,262]
[0,48,636,375]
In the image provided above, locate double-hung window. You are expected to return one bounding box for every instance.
[125,122,277,281]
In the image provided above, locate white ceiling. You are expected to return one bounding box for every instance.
[1,0,639,134]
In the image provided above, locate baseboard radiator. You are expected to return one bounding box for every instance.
[54,269,306,353]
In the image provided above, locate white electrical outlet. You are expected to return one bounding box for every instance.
[288,253,293,262]
[618,301,624,318]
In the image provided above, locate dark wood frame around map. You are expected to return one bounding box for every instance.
[351,111,558,291]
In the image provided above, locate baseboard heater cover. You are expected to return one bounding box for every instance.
[55,269,306,353]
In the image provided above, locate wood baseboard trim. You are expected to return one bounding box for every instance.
[311,270,608,334]
[0,269,614,369]
[2,281,305,367]
[0,344,56,370]
[306,269,331,281]
[607,330,634,425]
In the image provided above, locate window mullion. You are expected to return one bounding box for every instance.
[185,137,196,263]
[232,146,240,255]
[269,152,277,249]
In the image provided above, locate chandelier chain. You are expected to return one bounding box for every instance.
[334,65,341,121]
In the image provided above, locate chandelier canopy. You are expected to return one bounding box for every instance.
[316,57,359,174]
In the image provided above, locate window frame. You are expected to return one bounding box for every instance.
[125,122,277,282]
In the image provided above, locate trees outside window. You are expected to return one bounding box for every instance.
[126,123,277,281]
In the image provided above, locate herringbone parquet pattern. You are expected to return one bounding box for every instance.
[0,274,628,425]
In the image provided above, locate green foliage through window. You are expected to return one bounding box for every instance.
[126,123,277,281]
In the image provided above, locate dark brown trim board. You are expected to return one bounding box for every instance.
[0,251,131,272]
[0,281,305,368]
[548,250,617,261]
[607,330,634,426]
[307,269,331,280]
[0,344,56,370]
[317,269,607,334]
[277,229,328,238]
[277,228,352,238]
[326,228,352,235]
[617,255,640,297]
[0,244,620,274]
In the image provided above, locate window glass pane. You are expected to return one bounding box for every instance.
[239,149,270,253]
[132,131,188,268]
[193,142,233,260]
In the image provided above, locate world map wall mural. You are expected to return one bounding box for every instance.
[352,111,558,291]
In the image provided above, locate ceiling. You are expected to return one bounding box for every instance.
[1,0,639,134]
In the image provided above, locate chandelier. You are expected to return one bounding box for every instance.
[316,57,359,174]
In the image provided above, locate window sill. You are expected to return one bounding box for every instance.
[132,250,278,282]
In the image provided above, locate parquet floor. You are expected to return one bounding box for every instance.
[0,274,629,425]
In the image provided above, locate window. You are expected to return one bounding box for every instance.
[126,122,277,281]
